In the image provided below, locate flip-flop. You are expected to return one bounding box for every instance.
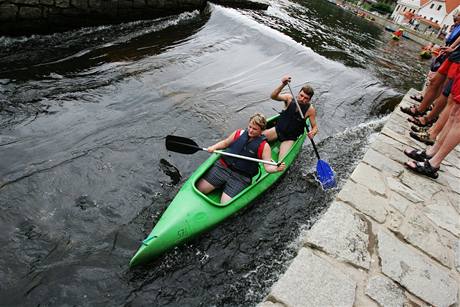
[405,160,439,179]
[400,105,424,117]
[407,116,435,127]
[404,148,432,162]
[409,131,435,145]
[410,95,423,102]
[411,125,429,133]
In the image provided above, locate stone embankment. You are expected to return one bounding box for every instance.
[0,0,268,36]
[260,89,460,307]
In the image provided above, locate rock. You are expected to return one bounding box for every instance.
[304,202,371,269]
[423,194,460,237]
[267,248,356,307]
[378,230,458,307]
[350,163,386,196]
[366,275,407,307]
[386,177,423,203]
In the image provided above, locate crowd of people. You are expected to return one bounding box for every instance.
[401,13,460,179]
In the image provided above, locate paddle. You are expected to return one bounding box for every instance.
[286,82,337,189]
[166,135,280,166]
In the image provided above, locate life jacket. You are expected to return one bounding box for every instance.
[275,100,310,140]
[221,129,267,177]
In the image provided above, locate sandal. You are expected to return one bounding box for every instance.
[405,160,439,179]
[410,94,423,102]
[411,125,429,133]
[404,148,432,162]
[410,131,435,145]
[407,116,436,127]
[400,105,424,117]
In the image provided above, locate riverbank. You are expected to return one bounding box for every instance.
[260,90,460,306]
[340,3,443,46]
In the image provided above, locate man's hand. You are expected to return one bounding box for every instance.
[281,76,291,85]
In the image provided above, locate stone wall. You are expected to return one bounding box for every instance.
[0,0,267,36]
[0,0,208,35]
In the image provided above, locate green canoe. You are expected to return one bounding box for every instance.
[130,115,308,267]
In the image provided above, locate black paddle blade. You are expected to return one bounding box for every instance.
[165,135,201,154]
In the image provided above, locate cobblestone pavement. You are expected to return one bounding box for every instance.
[260,89,460,307]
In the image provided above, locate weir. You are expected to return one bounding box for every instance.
[260,90,460,306]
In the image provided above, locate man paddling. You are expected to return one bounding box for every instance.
[263,76,318,160]
[196,113,285,203]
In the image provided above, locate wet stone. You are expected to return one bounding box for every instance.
[370,135,406,164]
[337,181,388,223]
[304,202,371,269]
[350,163,386,196]
[398,208,452,267]
[267,248,356,307]
[18,6,42,18]
[365,275,407,307]
[378,230,458,307]
[0,4,18,20]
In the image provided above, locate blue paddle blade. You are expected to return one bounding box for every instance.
[316,159,336,190]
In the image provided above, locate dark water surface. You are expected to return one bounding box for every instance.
[1,1,429,305]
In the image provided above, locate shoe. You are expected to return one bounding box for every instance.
[410,94,423,102]
[407,115,437,127]
[404,148,432,162]
[400,105,424,117]
[405,160,439,179]
[411,125,429,133]
[410,131,435,145]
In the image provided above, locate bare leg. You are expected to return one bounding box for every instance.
[279,140,294,161]
[426,94,448,121]
[416,72,446,112]
[428,95,454,140]
[262,127,278,142]
[220,192,232,204]
[196,179,216,194]
[428,103,460,168]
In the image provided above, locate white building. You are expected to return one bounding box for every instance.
[391,0,460,35]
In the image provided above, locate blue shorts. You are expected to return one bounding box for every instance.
[201,160,251,197]
[442,78,454,97]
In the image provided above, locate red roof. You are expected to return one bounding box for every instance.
[446,0,460,14]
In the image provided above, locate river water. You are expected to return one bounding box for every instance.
[0,1,429,305]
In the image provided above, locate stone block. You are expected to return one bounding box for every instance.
[399,170,443,200]
[362,148,402,177]
[267,248,356,307]
[388,191,412,214]
[423,193,460,237]
[18,6,42,19]
[337,181,388,223]
[40,0,54,5]
[366,275,407,307]
[71,0,88,8]
[0,4,18,20]
[386,177,423,203]
[304,202,371,269]
[118,0,132,8]
[23,0,40,4]
[378,230,458,307]
[399,207,452,267]
[350,163,386,196]
[56,0,70,7]
[454,240,460,273]
[132,0,144,8]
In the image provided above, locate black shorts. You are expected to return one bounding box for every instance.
[275,126,299,142]
[201,160,251,197]
[442,78,454,97]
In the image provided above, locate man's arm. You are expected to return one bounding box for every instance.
[306,107,318,139]
[271,76,293,107]
[261,143,286,173]
[207,130,237,152]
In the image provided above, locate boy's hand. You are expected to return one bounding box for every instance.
[281,76,291,85]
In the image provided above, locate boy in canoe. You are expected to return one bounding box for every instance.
[196,113,286,203]
[263,76,318,160]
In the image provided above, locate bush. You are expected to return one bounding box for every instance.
[369,2,393,14]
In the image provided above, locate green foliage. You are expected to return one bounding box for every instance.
[369,2,393,14]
